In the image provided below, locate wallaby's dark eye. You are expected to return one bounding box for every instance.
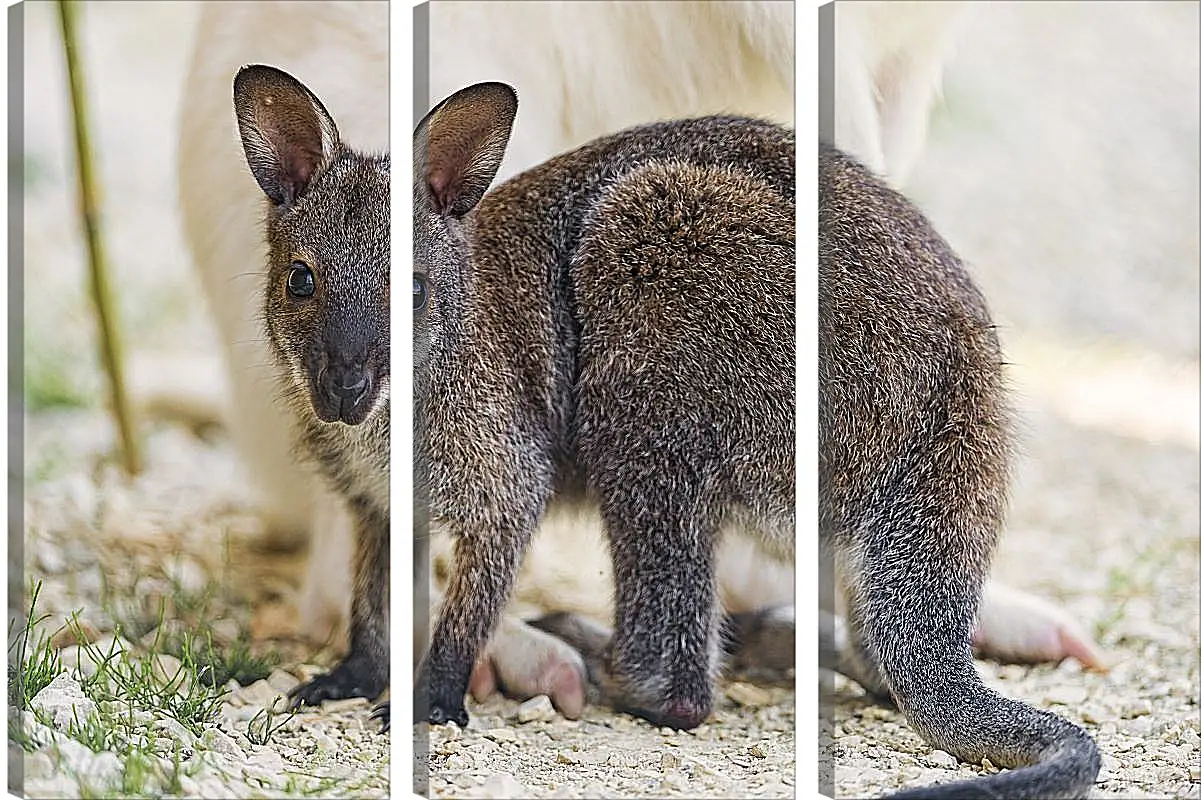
[287,262,316,298]
[414,274,428,311]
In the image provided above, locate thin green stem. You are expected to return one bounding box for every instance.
[57,0,141,476]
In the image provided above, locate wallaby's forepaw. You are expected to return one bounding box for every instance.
[427,697,469,727]
[289,655,388,709]
[415,655,471,727]
[370,701,389,732]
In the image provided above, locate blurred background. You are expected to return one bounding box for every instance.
[18,0,263,646]
[19,0,1197,493]
[22,2,206,426]
[914,2,1199,366]
[904,0,1198,631]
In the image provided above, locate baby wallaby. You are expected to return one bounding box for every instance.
[414,82,796,732]
[233,65,389,719]
[417,81,1099,797]
[537,145,1102,799]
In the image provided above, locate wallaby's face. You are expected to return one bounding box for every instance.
[235,65,390,427]
[412,83,518,400]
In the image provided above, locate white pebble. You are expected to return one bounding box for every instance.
[925,749,959,769]
[266,668,300,694]
[31,672,96,731]
[201,726,245,760]
[1044,685,1089,706]
[516,694,556,723]
[484,727,518,743]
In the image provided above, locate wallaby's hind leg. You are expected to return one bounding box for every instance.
[584,480,722,730]
[290,506,389,709]
[722,605,796,674]
[973,582,1106,671]
[829,563,896,703]
[564,158,792,731]
[821,613,893,705]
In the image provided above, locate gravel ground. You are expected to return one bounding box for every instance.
[16,412,391,798]
[424,681,795,799]
[13,2,1200,800]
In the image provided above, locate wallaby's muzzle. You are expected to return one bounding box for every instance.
[313,362,375,425]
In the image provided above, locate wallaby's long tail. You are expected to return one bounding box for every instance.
[840,405,1100,799]
[849,491,1102,799]
[884,690,1100,799]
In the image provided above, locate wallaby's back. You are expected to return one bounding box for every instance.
[422,115,796,537]
[417,112,792,504]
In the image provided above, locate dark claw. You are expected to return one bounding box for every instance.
[370,701,390,732]
[288,656,388,709]
[427,701,468,727]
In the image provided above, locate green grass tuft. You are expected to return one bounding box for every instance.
[66,611,228,738]
[184,631,281,688]
[246,701,296,746]
[101,570,281,688]
[67,705,120,753]
[8,580,66,710]
[1093,542,1177,640]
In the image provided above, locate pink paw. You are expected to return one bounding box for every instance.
[468,616,589,718]
[972,583,1107,671]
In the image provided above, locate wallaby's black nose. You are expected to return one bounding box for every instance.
[322,366,370,412]
[331,373,367,400]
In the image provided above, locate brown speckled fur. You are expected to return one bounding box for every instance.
[415,84,794,731]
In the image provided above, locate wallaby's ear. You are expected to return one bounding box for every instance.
[234,64,340,207]
[416,82,517,218]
